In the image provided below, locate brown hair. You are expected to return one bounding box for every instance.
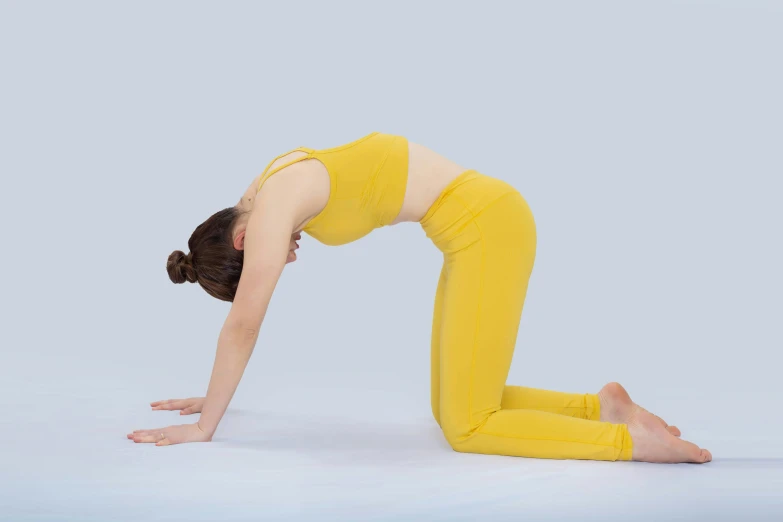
[166,207,245,302]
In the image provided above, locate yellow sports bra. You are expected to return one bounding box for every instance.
[256,131,409,246]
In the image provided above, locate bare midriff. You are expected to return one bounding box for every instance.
[254,139,469,233]
[389,140,468,225]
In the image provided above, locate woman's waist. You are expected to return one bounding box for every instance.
[419,170,519,225]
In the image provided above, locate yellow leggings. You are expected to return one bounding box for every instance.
[420,170,633,461]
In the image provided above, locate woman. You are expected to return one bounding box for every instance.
[128,131,711,463]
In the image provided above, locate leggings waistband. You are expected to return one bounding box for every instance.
[419,169,524,248]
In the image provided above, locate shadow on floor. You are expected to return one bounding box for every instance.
[213,408,450,467]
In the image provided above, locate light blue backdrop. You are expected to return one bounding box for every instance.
[1,1,781,521]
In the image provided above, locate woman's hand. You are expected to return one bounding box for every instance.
[127,423,212,446]
[150,397,205,415]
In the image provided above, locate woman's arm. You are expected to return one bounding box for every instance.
[128,181,300,446]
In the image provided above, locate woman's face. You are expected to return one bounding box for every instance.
[286,232,301,264]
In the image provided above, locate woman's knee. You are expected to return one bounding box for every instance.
[441,425,463,450]
[439,418,485,450]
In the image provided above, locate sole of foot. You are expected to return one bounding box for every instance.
[627,404,712,463]
[598,382,682,438]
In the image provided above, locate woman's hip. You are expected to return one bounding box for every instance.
[420,170,536,254]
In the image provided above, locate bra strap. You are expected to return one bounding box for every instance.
[256,147,313,193]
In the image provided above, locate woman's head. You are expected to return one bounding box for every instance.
[167,207,246,302]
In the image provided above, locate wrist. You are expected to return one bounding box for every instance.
[196,421,215,439]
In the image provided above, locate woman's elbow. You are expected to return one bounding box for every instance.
[223,320,260,344]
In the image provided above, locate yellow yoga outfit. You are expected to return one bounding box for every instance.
[257,131,633,461]
[257,131,409,246]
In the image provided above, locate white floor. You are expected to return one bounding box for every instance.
[3,379,781,522]
[3,281,782,521]
[3,1,783,519]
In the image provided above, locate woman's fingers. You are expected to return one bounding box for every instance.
[151,399,188,410]
[180,407,195,415]
[128,423,210,446]
[150,399,178,407]
[150,397,205,412]
[129,430,167,444]
[131,429,159,434]
[136,433,161,443]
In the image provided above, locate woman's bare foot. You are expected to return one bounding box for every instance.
[597,382,682,437]
[626,404,712,463]
[597,382,712,463]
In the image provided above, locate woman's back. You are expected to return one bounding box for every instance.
[400,139,468,223]
[253,132,467,245]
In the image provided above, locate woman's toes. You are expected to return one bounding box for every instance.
[678,439,709,463]
[702,449,712,462]
[653,414,681,437]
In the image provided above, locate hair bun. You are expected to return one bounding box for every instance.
[167,250,198,284]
